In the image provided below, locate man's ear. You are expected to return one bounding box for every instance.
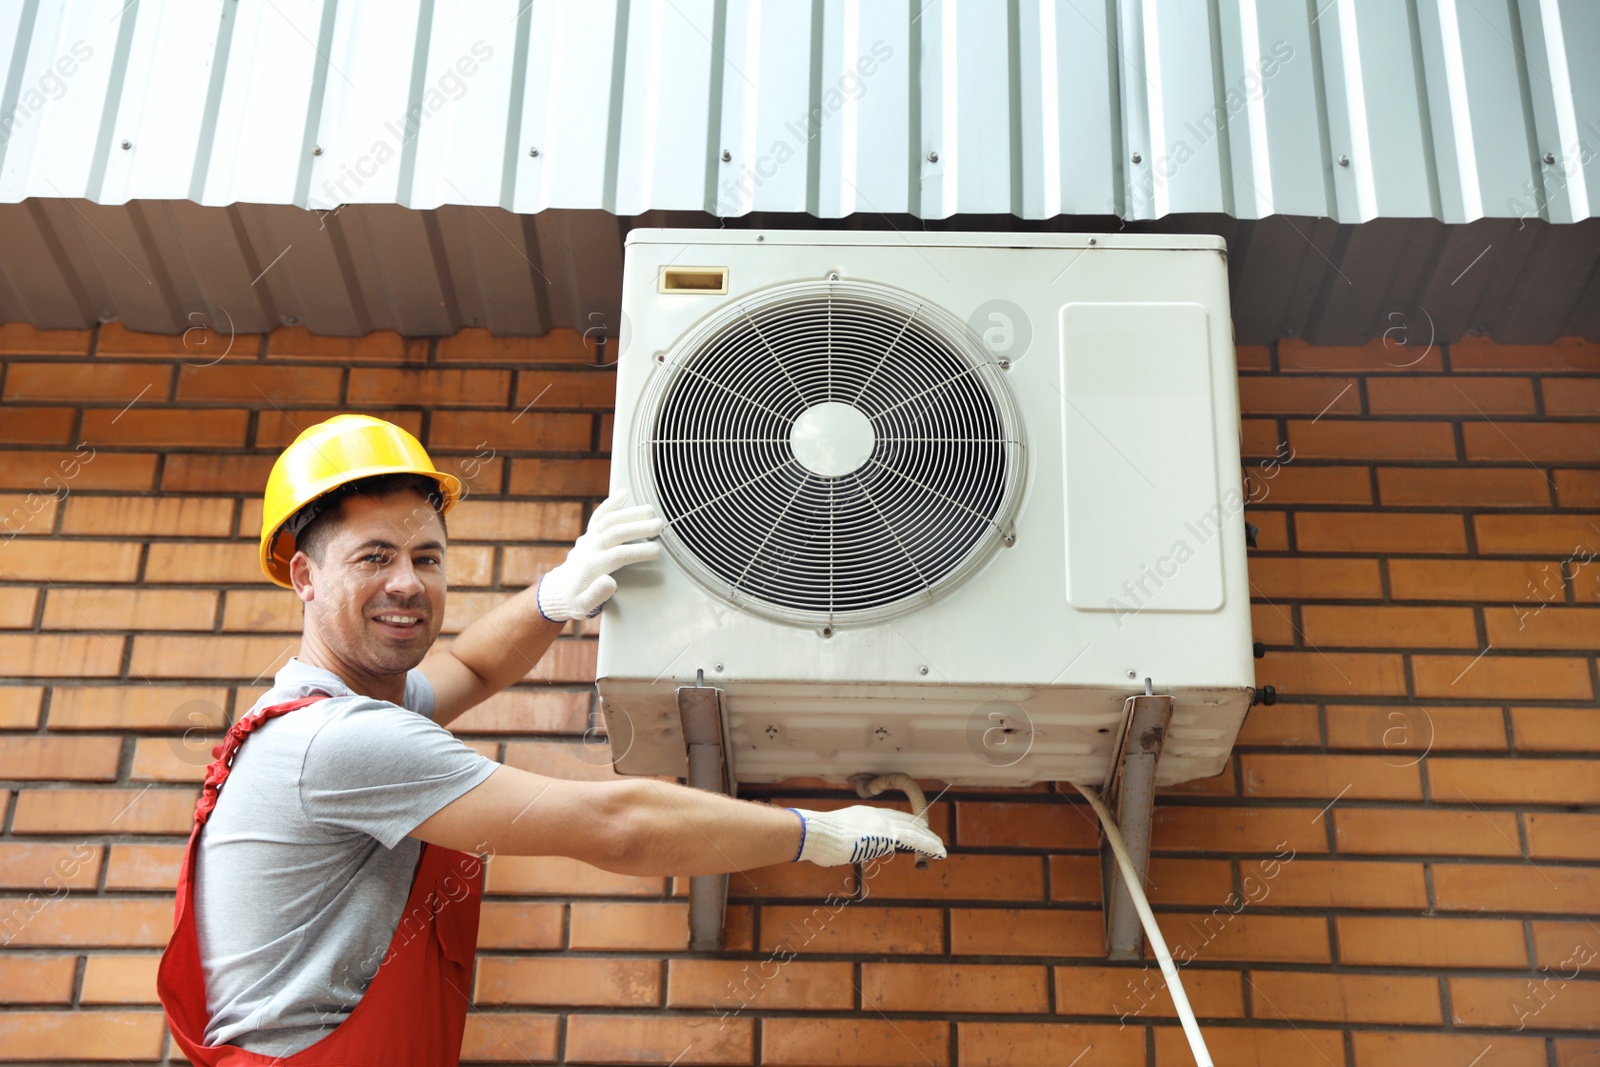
[289,551,317,603]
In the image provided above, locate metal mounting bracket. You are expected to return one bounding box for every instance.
[677,670,734,951]
[1098,681,1174,960]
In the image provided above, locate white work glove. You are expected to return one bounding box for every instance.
[786,805,948,866]
[536,490,664,622]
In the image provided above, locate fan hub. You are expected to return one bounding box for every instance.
[789,401,876,477]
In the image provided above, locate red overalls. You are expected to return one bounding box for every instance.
[158,695,484,1066]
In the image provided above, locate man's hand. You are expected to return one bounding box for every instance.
[537,490,664,622]
[786,805,947,866]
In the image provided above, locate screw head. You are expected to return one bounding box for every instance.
[120,139,132,150]
[1002,532,1016,546]
[997,358,1011,370]
[721,148,732,162]
[529,146,540,157]
[927,150,939,163]
[1544,152,1556,165]
[1126,669,1137,679]
[821,625,833,638]
[918,665,929,676]
[1088,238,1097,246]
[313,144,323,156]
[1338,154,1349,166]
[714,663,724,672]
[1131,152,1142,164]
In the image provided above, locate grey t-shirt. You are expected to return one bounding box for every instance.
[195,657,498,1056]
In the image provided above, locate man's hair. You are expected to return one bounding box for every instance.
[291,473,449,566]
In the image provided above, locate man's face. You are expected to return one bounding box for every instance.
[292,490,447,676]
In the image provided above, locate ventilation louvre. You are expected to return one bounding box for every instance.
[638,279,1025,627]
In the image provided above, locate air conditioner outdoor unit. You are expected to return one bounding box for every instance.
[596,229,1255,791]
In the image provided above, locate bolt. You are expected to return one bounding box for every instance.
[529,146,540,157]
[1544,152,1556,165]
[120,140,131,150]
[1131,152,1142,164]
[918,666,929,676]
[927,150,939,163]
[313,144,323,156]
[721,148,731,162]
[1338,154,1349,166]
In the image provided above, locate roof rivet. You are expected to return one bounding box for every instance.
[721,149,732,162]
[927,150,939,163]
[1130,152,1141,164]
[120,139,131,150]
[529,146,540,157]
[1544,152,1556,165]
[1338,154,1349,166]
[313,145,323,156]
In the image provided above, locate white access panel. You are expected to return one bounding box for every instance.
[597,230,1254,789]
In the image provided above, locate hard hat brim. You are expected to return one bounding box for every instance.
[260,465,463,589]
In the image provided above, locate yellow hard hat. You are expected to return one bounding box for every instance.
[259,414,462,588]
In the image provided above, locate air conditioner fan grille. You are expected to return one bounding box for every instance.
[642,280,1024,625]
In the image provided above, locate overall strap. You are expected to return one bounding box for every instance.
[193,694,330,827]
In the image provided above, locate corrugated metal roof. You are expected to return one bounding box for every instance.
[0,0,1596,341]
[4,0,1596,222]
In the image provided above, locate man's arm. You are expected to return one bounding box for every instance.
[412,765,947,875]
[417,585,559,727]
[412,765,802,874]
[420,492,663,727]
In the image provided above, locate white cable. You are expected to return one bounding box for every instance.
[1072,782,1214,1067]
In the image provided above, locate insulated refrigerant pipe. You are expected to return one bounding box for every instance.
[1072,781,1214,1067]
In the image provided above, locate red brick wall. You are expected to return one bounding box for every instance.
[0,322,1595,1065]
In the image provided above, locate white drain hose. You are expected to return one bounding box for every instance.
[1072,782,1213,1066]
[859,772,931,870]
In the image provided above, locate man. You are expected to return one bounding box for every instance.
[157,413,945,1064]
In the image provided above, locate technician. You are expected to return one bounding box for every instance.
[158,413,945,1065]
